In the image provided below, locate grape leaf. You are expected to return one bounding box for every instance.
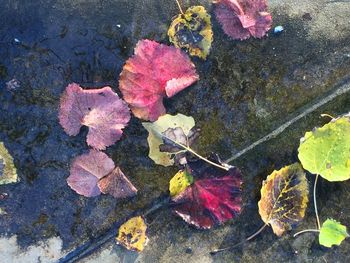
[258,163,309,236]
[98,167,137,199]
[59,83,131,150]
[168,6,213,59]
[169,170,194,197]
[214,0,272,40]
[0,142,18,185]
[142,113,196,166]
[116,216,148,252]
[119,39,199,121]
[298,115,350,181]
[67,150,115,197]
[172,157,242,229]
[319,219,349,247]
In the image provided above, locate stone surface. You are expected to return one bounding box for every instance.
[0,0,349,262]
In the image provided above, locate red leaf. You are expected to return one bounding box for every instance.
[59,83,130,150]
[215,0,272,40]
[67,150,115,197]
[119,40,199,121]
[172,163,242,229]
[98,167,137,198]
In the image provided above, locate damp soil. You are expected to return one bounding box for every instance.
[0,0,350,262]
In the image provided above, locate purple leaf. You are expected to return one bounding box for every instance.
[59,83,131,150]
[215,0,272,40]
[67,150,115,197]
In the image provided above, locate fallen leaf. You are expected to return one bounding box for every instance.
[67,150,115,197]
[98,167,137,198]
[0,142,18,185]
[298,114,350,181]
[119,40,199,121]
[214,0,272,40]
[258,163,309,236]
[319,219,349,247]
[142,113,196,166]
[172,157,242,229]
[59,83,130,150]
[168,6,213,59]
[169,170,194,197]
[116,216,148,252]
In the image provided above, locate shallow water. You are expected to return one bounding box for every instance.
[0,0,350,262]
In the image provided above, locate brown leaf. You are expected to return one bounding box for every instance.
[98,167,137,199]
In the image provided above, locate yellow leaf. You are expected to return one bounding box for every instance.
[169,170,193,197]
[0,142,18,185]
[258,163,309,236]
[168,6,213,59]
[116,216,148,252]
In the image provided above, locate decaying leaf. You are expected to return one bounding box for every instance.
[67,150,115,197]
[172,157,242,229]
[98,167,137,198]
[142,113,197,166]
[168,6,213,59]
[169,170,194,197]
[116,216,148,252]
[0,142,18,185]
[214,0,272,40]
[319,219,349,247]
[119,40,199,121]
[59,83,130,150]
[298,115,350,181]
[258,163,309,236]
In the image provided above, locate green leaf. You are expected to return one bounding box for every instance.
[319,219,349,247]
[168,6,213,59]
[0,142,18,185]
[142,114,195,166]
[169,170,193,197]
[298,115,350,181]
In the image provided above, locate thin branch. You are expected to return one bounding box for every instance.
[175,0,184,14]
[293,229,320,237]
[320,113,335,119]
[210,224,268,254]
[314,174,321,229]
[224,78,350,164]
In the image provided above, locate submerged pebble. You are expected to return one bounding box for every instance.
[273,26,284,35]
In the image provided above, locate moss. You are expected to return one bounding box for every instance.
[0,64,7,79]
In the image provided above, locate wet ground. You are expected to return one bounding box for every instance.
[0,0,350,262]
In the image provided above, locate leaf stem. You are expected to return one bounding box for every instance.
[293,229,320,237]
[154,129,230,171]
[175,0,184,14]
[210,224,268,254]
[320,113,335,119]
[314,174,321,229]
[184,146,230,171]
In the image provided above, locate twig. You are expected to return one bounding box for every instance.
[210,224,268,254]
[224,78,350,164]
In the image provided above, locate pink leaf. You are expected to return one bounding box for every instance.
[97,167,138,198]
[215,0,272,40]
[59,83,130,150]
[119,40,199,121]
[67,150,115,197]
[172,161,242,229]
